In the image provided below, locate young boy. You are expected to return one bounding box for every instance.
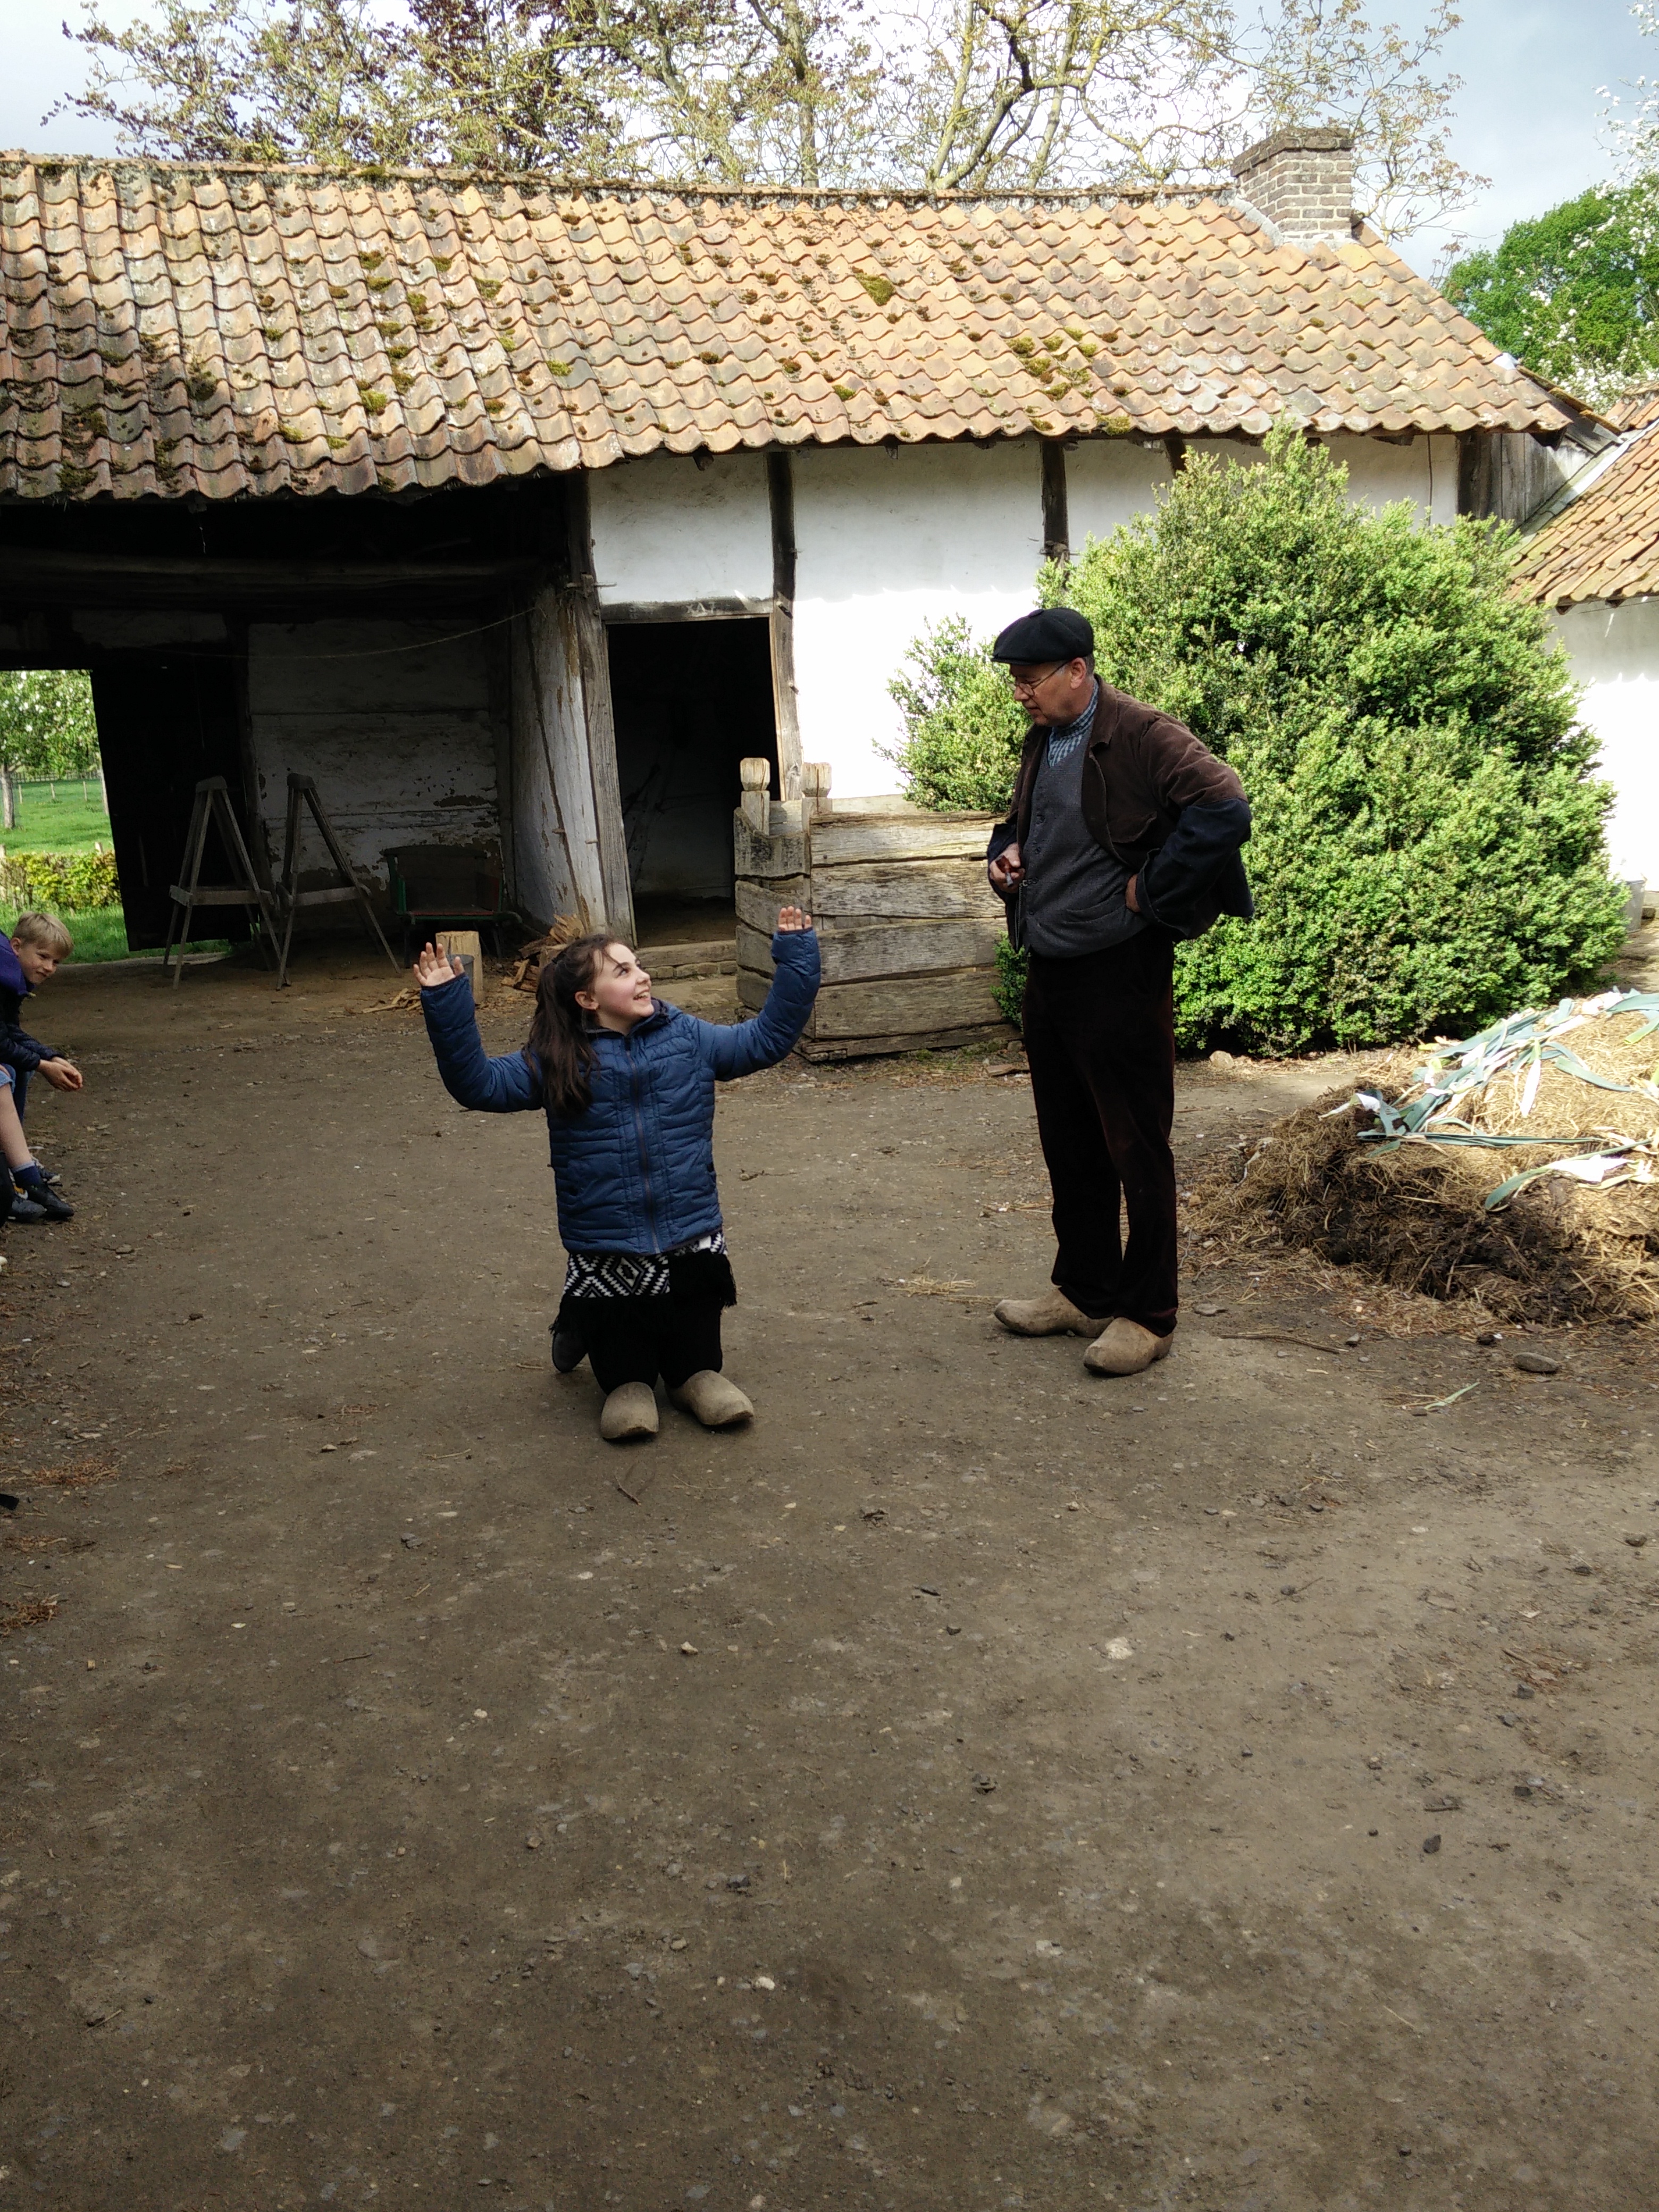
[0,913,81,1223]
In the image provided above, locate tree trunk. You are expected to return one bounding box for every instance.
[2,773,15,831]
[97,760,108,816]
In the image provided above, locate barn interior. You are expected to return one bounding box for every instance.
[606,614,777,949]
[0,474,663,952]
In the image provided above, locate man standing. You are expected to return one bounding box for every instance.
[986,609,1252,1377]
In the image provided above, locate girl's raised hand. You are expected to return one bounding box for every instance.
[413,940,465,990]
[776,906,814,933]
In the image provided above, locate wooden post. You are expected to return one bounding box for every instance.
[739,756,772,835]
[439,927,485,1006]
[563,476,636,940]
[1040,440,1070,566]
[767,453,802,798]
[800,762,832,825]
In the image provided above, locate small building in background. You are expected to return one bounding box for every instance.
[0,136,1585,949]
[1515,388,1659,906]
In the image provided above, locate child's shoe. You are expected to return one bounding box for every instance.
[13,1167,71,1220]
[668,1371,754,1428]
[4,1175,45,1222]
[599,1382,659,1442]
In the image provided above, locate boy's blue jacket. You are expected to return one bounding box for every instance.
[421,928,819,1254]
[0,938,58,1074]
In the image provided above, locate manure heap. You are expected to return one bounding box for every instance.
[1210,991,1659,1321]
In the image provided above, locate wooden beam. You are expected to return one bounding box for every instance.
[767,451,803,797]
[0,547,534,610]
[1041,439,1070,565]
[564,475,635,939]
[600,596,772,625]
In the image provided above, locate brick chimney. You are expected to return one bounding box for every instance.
[1230,127,1356,244]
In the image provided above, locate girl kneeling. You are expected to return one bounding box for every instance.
[416,910,818,1443]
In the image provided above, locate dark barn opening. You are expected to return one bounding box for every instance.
[606,617,778,945]
[89,651,253,949]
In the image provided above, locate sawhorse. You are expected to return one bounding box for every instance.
[274,773,399,990]
[163,777,276,988]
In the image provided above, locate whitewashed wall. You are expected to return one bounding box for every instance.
[590,451,772,605]
[1552,598,1659,885]
[1176,433,1451,521]
[579,429,1464,806]
[791,441,1044,799]
[1067,438,1172,549]
[246,619,499,891]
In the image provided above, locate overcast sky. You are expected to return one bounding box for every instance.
[0,0,1650,276]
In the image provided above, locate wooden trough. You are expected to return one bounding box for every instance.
[733,759,1011,1060]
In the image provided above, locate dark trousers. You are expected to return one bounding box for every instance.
[580,1303,725,1395]
[1022,930,1179,1337]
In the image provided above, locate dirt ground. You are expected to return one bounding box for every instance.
[3,941,1658,2212]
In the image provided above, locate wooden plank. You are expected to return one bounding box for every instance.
[812,968,1004,1040]
[636,936,736,969]
[809,814,998,867]
[733,812,806,878]
[815,915,1004,985]
[169,882,265,905]
[736,966,770,1013]
[798,1020,1010,1062]
[734,875,809,933]
[811,855,1000,923]
[736,920,776,977]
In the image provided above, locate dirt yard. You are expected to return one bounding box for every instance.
[2,943,1657,2211]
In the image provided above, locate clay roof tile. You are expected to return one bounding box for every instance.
[0,157,1572,500]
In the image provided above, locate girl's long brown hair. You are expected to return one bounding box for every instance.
[524,932,618,1117]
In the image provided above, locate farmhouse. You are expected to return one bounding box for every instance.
[0,133,1588,949]
[1514,387,1659,899]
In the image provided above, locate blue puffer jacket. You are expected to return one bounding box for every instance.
[421,928,820,1253]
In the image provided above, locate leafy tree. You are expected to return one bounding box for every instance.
[55,0,1478,228]
[888,428,1627,1054]
[0,672,100,783]
[1442,176,1659,407]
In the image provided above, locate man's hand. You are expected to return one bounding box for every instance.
[413,941,464,990]
[776,906,814,933]
[988,841,1024,894]
[1125,874,1141,915]
[39,1057,82,1093]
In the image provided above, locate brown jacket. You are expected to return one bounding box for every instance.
[989,685,1253,943]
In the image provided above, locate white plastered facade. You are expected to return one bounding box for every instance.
[590,451,773,605]
[581,430,1459,804]
[1552,598,1659,887]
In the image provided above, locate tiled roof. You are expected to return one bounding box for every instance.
[0,155,1571,502]
[1515,397,1659,608]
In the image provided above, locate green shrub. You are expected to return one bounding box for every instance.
[993,933,1027,1025]
[887,616,1027,810]
[889,425,1627,1055]
[0,847,121,913]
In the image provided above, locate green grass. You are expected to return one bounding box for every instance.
[15,907,232,966]
[2,783,113,857]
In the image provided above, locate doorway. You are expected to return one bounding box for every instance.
[89,652,250,949]
[606,617,778,946]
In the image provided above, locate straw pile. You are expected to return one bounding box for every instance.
[1201,991,1659,1321]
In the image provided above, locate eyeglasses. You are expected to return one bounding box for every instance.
[1007,663,1065,696]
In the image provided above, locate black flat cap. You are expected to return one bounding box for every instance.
[991,607,1094,664]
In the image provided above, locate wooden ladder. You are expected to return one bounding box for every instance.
[163,776,278,988]
[274,772,399,990]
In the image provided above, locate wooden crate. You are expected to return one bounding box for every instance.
[733,775,1011,1060]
